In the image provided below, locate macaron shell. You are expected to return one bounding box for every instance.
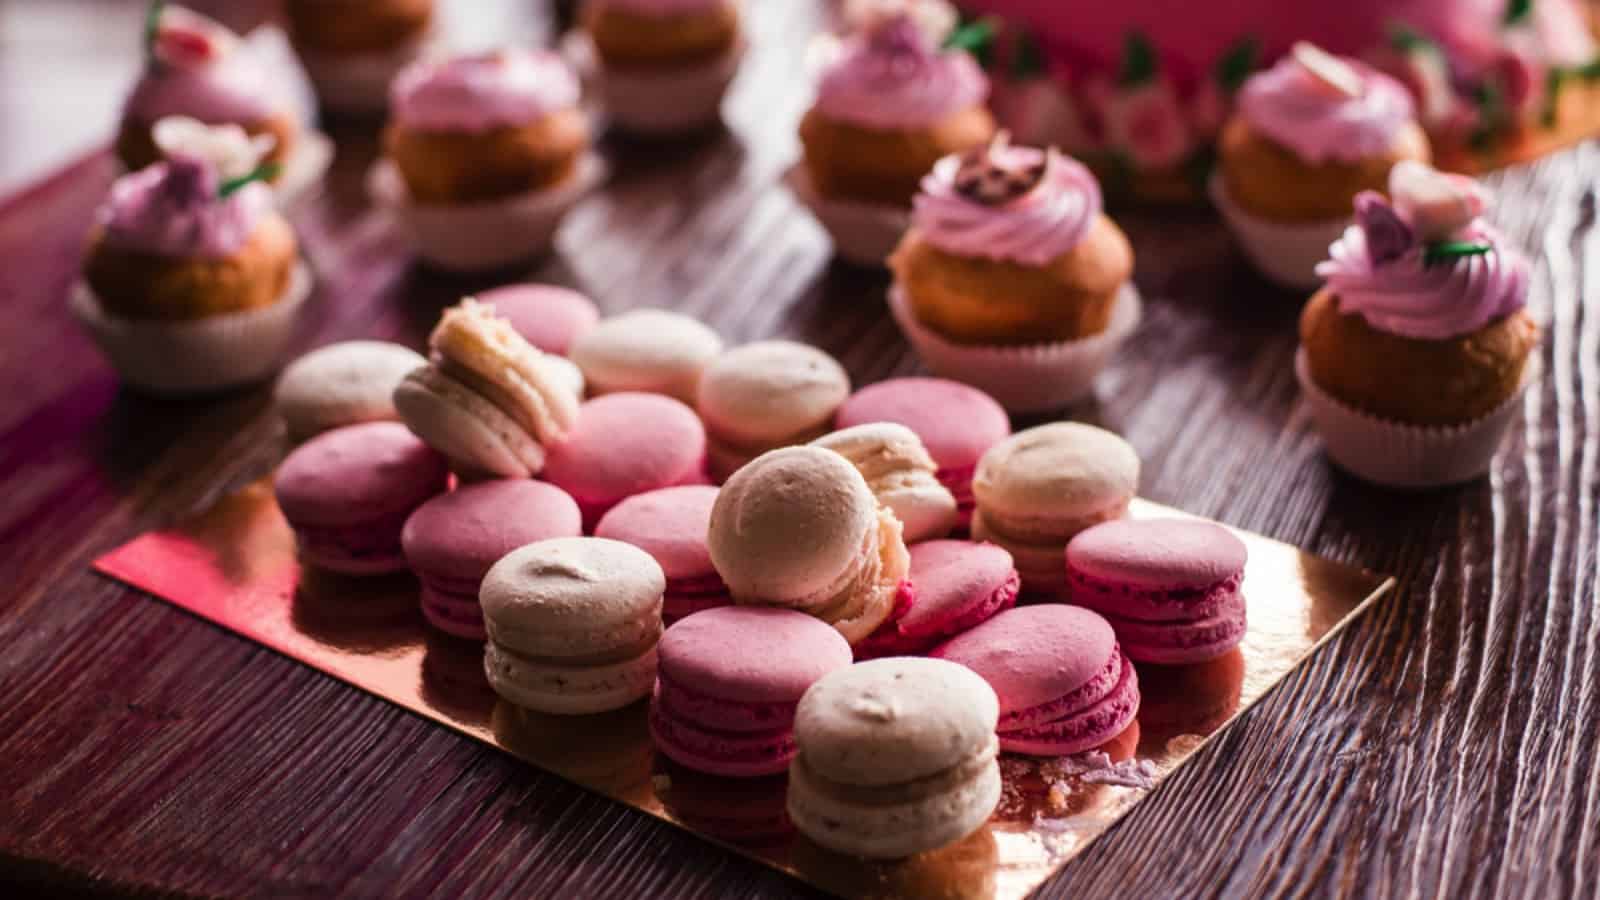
[402,479,583,581]
[996,654,1141,756]
[972,422,1139,528]
[476,283,600,355]
[274,340,426,441]
[275,422,449,527]
[484,640,657,715]
[898,540,1018,639]
[835,376,1011,472]
[541,393,708,529]
[420,583,490,640]
[649,696,798,777]
[698,341,850,447]
[657,606,853,705]
[479,537,665,660]
[969,511,1078,596]
[1066,518,1248,590]
[394,366,548,478]
[930,604,1118,717]
[594,485,721,582]
[878,479,959,543]
[1101,590,1249,664]
[570,309,724,404]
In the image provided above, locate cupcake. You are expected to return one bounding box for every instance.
[371,49,603,271]
[791,14,993,264]
[1213,42,1431,289]
[580,0,745,134]
[887,133,1139,412]
[72,119,309,393]
[284,0,438,116]
[1297,161,1540,488]
[117,5,299,180]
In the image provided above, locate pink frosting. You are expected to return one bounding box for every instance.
[125,46,279,125]
[1237,54,1415,164]
[1317,222,1530,340]
[814,17,988,129]
[96,155,274,259]
[390,49,580,133]
[912,145,1100,265]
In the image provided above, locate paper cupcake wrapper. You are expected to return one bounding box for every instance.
[70,263,313,394]
[297,28,444,117]
[1294,348,1534,489]
[784,163,910,267]
[1209,172,1348,292]
[368,153,608,272]
[592,37,746,135]
[888,283,1142,414]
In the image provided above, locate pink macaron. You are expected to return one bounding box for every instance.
[650,606,853,777]
[1065,518,1249,664]
[835,377,1010,527]
[540,392,710,531]
[401,479,584,639]
[932,605,1139,756]
[855,540,1019,659]
[274,422,450,575]
[594,485,731,624]
[476,283,600,355]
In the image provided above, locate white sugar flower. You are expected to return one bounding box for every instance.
[152,116,276,181]
[842,0,957,44]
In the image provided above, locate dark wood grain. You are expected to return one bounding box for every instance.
[2,1,1598,898]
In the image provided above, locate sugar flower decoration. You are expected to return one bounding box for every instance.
[1388,160,1490,242]
[148,4,237,70]
[842,0,958,45]
[152,116,276,183]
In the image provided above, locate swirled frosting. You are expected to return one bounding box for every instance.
[390,49,580,132]
[1317,215,1529,340]
[97,155,273,259]
[1237,50,1415,165]
[125,28,279,125]
[911,142,1100,266]
[814,16,987,130]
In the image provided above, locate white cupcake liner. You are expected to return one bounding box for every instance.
[592,36,746,135]
[297,28,443,117]
[784,163,910,267]
[888,282,1142,413]
[70,263,313,394]
[1208,172,1349,292]
[1294,348,1535,489]
[367,153,608,272]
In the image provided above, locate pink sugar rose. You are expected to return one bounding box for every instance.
[1104,79,1191,169]
[996,78,1096,153]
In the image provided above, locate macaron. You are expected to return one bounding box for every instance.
[788,657,1002,859]
[697,341,851,482]
[476,283,600,355]
[811,422,958,544]
[394,298,579,478]
[708,446,910,645]
[540,392,709,530]
[570,308,724,404]
[1065,518,1249,664]
[932,605,1140,756]
[480,537,665,715]
[855,539,1019,659]
[835,377,1011,528]
[971,423,1139,597]
[274,422,449,575]
[650,606,853,777]
[594,485,731,623]
[274,340,427,442]
[401,480,584,640]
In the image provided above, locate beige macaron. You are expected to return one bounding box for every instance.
[811,423,958,544]
[788,657,1001,859]
[697,340,851,481]
[480,536,665,715]
[971,422,1139,594]
[708,446,908,644]
[274,340,426,441]
[569,308,724,405]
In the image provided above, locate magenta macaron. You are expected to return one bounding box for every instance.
[401,479,584,639]
[1065,518,1249,664]
[274,422,450,575]
[649,606,853,777]
[475,283,600,355]
[933,604,1139,756]
[540,392,710,530]
[594,485,731,624]
[854,539,1019,659]
[835,377,1010,527]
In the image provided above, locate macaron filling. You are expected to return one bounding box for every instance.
[418,573,489,639]
[998,653,1140,755]
[1093,592,1249,664]
[851,579,921,659]
[649,692,800,777]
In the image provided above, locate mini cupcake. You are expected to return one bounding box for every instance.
[118,5,300,179]
[1213,42,1431,289]
[887,133,1139,412]
[371,49,603,271]
[1297,161,1540,488]
[581,0,745,134]
[791,14,993,264]
[73,119,310,393]
[285,0,438,116]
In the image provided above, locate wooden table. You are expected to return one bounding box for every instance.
[3,2,1597,897]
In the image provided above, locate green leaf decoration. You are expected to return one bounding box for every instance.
[1118,31,1157,87]
[1503,0,1533,27]
[1215,36,1259,94]
[1009,29,1047,81]
[218,162,281,198]
[144,0,166,66]
[943,19,997,70]
[1423,241,1493,266]
[1541,67,1567,128]
[1387,25,1439,55]
[1576,58,1600,81]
